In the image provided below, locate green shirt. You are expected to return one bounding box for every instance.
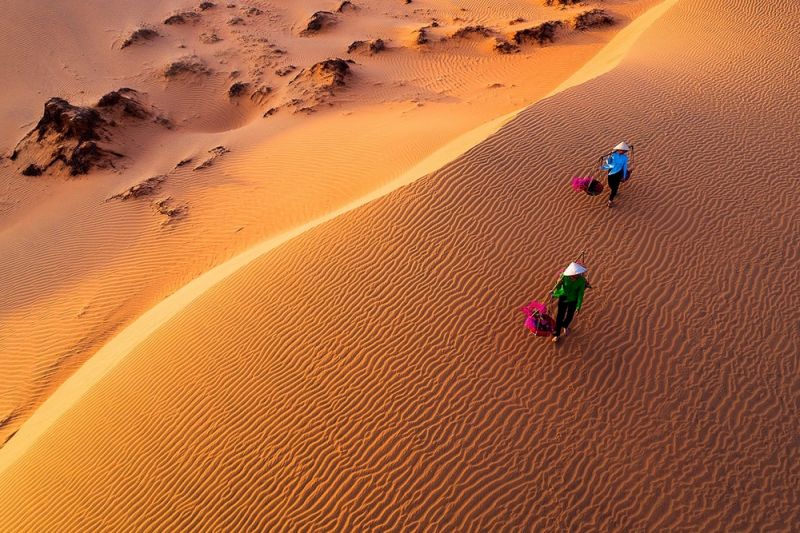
[552,275,587,310]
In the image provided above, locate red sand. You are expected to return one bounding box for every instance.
[0,0,798,530]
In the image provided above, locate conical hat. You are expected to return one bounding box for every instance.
[613,141,630,151]
[563,262,587,276]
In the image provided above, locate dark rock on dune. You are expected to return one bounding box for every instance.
[22,164,43,176]
[154,115,172,129]
[164,11,201,25]
[513,20,564,45]
[121,27,159,49]
[275,65,297,76]
[193,146,229,170]
[573,9,614,30]
[13,89,165,177]
[228,81,250,97]
[290,59,350,93]
[337,1,356,12]
[346,40,363,53]
[199,1,216,9]
[34,98,103,143]
[243,7,262,16]
[109,175,166,200]
[302,11,336,35]
[66,141,123,176]
[347,39,386,55]
[263,107,278,117]
[227,16,245,25]
[96,88,150,119]
[494,39,519,54]
[544,0,582,6]
[416,26,430,45]
[509,17,526,25]
[452,25,493,39]
[164,56,210,77]
[286,59,351,110]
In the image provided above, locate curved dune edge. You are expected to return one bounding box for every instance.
[0,0,680,474]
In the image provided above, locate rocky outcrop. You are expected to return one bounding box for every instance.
[32,98,104,144]
[452,25,494,39]
[164,56,211,77]
[287,59,352,111]
[415,26,431,45]
[513,21,564,45]
[109,175,166,200]
[301,11,337,35]
[494,39,519,54]
[347,39,386,55]
[573,9,614,31]
[164,11,201,25]
[275,65,297,76]
[290,59,350,93]
[193,146,230,170]
[121,27,159,49]
[228,81,250,97]
[96,88,151,119]
[337,1,357,13]
[11,89,164,177]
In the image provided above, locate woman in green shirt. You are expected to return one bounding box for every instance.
[551,262,589,342]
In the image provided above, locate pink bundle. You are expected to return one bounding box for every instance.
[520,300,548,316]
[520,300,555,336]
[571,176,604,196]
[571,176,594,191]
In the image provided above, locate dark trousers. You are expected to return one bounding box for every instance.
[608,171,624,201]
[554,297,578,337]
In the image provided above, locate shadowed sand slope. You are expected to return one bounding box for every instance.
[1,0,799,530]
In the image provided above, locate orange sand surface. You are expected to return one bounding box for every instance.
[1,0,799,530]
[0,0,658,443]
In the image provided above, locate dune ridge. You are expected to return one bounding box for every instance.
[0,0,682,475]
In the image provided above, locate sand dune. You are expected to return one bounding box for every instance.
[0,0,680,474]
[0,0,798,530]
[0,0,660,446]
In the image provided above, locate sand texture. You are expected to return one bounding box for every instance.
[1,0,799,531]
[0,0,660,445]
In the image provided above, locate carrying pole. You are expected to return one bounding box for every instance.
[629,144,635,177]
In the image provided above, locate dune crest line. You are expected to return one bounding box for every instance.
[0,0,680,474]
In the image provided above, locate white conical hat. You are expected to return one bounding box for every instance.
[613,141,630,151]
[563,262,587,276]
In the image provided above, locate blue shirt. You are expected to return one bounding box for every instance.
[602,153,629,178]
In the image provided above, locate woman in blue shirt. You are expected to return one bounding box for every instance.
[601,141,631,207]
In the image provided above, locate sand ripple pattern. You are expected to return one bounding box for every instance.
[1,0,799,530]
